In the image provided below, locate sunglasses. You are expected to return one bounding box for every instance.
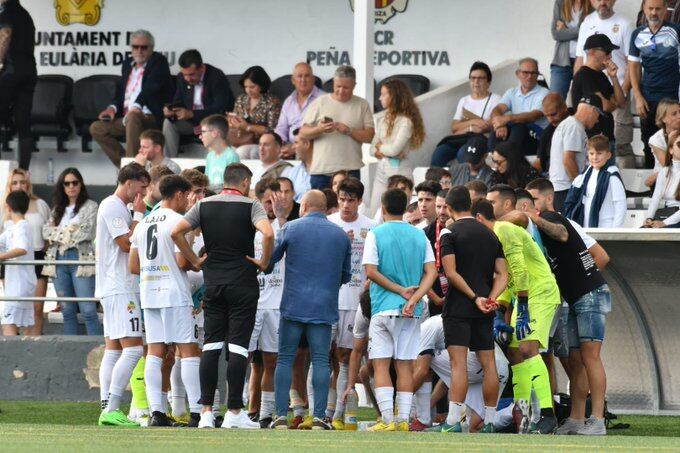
[492,158,506,165]
[132,45,149,51]
[63,180,80,187]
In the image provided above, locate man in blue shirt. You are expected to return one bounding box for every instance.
[629,0,680,168]
[281,128,312,202]
[488,58,550,156]
[266,190,352,430]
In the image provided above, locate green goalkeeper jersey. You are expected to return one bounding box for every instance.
[493,221,559,305]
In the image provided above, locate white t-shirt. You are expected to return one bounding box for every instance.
[352,305,369,339]
[57,205,80,228]
[186,233,204,296]
[255,219,283,310]
[95,195,139,298]
[130,208,192,309]
[329,212,377,310]
[576,167,627,227]
[568,8,583,58]
[568,218,597,249]
[575,12,633,85]
[0,220,36,304]
[453,93,501,121]
[549,116,588,191]
[2,198,50,250]
[418,315,445,354]
[649,129,666,170]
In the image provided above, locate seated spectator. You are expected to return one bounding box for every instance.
[281,128,313,202]
[449,135,494,186]
[488,141,540,189]
[372,174,414,224]
[228,65,282,159]
[323,188,339,215]
[488,58,550,155]
[404,201,422,225]
[549,95,602,212]
[90,30,172,167]
[565,135,626,228]
[431,61,500,167]
[200,114,240,191]
[549,0,592,100]
[465,180,488,202]
[275,63,325,159]
[276,177,301,222]
[300,65,375,189]
[251,131,292,188]
[645,130,680,227]
[143,166,174,214]
[571,34,625,163]
[535,93,570,173]
[162,49,234,157]
[134,129,181,174]
[369,79,426,212]
[425,167,452,191]
[331,170,349,194]
[646,99,680,187]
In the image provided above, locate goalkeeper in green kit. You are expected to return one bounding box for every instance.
[472,199,560,434]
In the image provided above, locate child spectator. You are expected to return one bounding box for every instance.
[425,167,452,191]
[565,135,626,228]
[200,114,240,191]
[0,191,37,336]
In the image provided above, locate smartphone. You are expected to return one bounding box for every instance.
[322,116,333,123]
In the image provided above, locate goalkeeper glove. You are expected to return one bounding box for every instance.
[515,295,533,341]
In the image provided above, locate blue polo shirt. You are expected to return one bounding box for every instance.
[629,21,680,102]
[499,84,550,129]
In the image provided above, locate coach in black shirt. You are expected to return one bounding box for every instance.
[439,185,508,431]
[173,163,274,429]
[0,0,36,170]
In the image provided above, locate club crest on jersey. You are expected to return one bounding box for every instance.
[348,0,408,24]
[54,0,104,26]
[111,217,125,229]
[127,300,136,313]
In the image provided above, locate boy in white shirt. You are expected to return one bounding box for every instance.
[0,191,37,336]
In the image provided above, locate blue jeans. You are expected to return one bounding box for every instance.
[275,317,332,418]
[431,143,467,167]
[54,248,101,335]
[550,64,574,101]
[566,284,611,348]
[310,170,360,190]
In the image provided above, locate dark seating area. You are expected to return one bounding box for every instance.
[30,75,74,152]
[72,74,121,151]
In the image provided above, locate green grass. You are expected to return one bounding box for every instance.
[1,401,680,452]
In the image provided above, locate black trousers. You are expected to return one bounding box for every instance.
[487,123,540,157]
[0,71,36,170]
[640,100,661,170]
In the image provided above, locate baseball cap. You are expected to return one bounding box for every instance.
[461,135,488,165]
[579,94,605,116]
[583,34,620,54]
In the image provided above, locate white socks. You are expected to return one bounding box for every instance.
[530,389,541,424]
[326,388,337,419]
[415,382,432,425]
[144,355,164,413]
[396,391,413,423]
[307,371,315,417]
[181,357,202,414]
[106,346,143,412]
[99,349,121,410]
[170,358,186,417]
[375,386,394,424]
[260,391,275,420]
[484,406,497,426]
[290,389,305,417]
[446,401,464,426]
[333,363,349,420]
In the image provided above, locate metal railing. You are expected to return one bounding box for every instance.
[0,259,99,302]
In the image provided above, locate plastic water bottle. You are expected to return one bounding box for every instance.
[344,389,359,431]
[47,158,55,185]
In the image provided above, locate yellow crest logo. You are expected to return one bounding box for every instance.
[54,0,104,26]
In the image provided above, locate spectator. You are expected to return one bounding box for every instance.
[550,0,592,99]
[645,130,680,227]
[450,135,494,186]
[0,0,36,170]
[229,66,282,159]
[134,129,181,174]
[536,93,571,173]
[323,188,339,215]
[267,190,352,429]
[2,168,50,336]
[488,58,550,156]
[404,201,422,225]
[646,99,680,186]
[415,180,442,228]
[488,141,541,189]
[549,95,603,212]
[331,170,349,194]
[300,65,375,190]
[575,0,634,167]
[275,177,301,222]
[369,79,426,212]
[425,167,452,191]
[465,180,489,202]
[565,135,626,227]
[143,166,175,215]
[431,62,501,167]
[250,131,292,188]
[162,49,234,157]
[373,175,414,224]
[275,63,325,159]
[90,30,172,167]
[200,114,240,191]
[42,168,102,336]
[630,0,680,169]
[281,128,312,202]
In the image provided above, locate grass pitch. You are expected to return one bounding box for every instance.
[1,401,680,452]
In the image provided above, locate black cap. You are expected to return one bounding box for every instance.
[583,34,620,53]
[579,94,605,116]
[292,127,301,136]
[461,135,488,165]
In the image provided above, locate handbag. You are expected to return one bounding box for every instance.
[652,206,679,222]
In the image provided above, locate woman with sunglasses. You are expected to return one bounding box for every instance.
[1,169,51,335]
[42,168,102,335]
[488,141,541,189]
[644,130,680,228]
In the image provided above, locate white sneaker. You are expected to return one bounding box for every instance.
[198,411,215,428]
[555,418,584,435]
[574,416,606,435]
[128,404,138,421]
[221,410,261,429]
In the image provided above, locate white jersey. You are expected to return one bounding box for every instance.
[418,314,445,353]
[255,219,283,309]
[95,195,139,297]
[328,213,376,310]
[0,220,36,306]
[130,207,192,309]
[186,233,204,296]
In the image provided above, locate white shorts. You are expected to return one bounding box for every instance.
[352,307,369,340]
[332,309,356,350]
[102,294,143,340]
[368,316,420,360]
[193,306,205,348]
[144,305,197,345]
[248,308,280,353]
[1,303,34,327]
